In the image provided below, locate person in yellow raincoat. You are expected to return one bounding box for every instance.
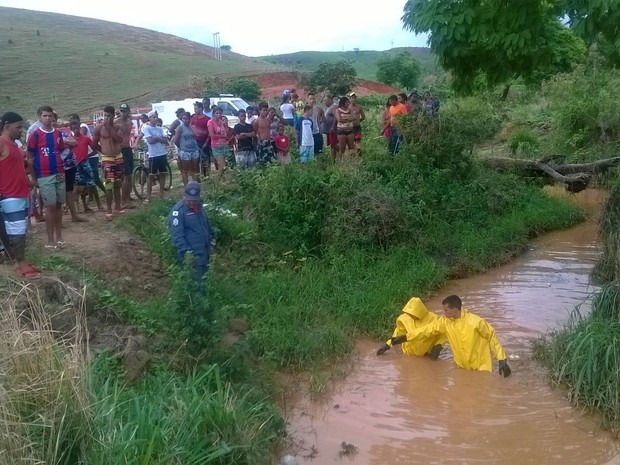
[376,297,447,358]
[388,295,512,377]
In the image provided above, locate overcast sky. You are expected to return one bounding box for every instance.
[0,0,427,56]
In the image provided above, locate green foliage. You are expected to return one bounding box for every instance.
[401,1,586,93]
[543,65,620,159]
[260,48,440,82]
[533,290,620,435]
[508,127,541,156]
[376,51,422,90]
[300,60,358,96]
[395,95,501,166]
[87,361,282,465]
[593,174,620,283]
[227,79,261,101]
[565,0,620,66]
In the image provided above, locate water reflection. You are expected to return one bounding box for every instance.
[287,189,620,464]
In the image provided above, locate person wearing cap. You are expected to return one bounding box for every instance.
[0,112,41,278]
[115,103,136,208]
[168,181,215,283]
[348,92,365,155]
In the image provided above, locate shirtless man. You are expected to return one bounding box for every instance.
[92,106,124,220]
[115,103,134,208]
[253,101,275,165]
[307,93,325,155]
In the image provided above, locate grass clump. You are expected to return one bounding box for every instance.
[0,279,282,465]
[533,289,620,435]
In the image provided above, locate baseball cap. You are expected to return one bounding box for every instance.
[183,181,201,201]
[175,107,185,115]
[348,92,357,97]
[147,110,157,118]
[119,103,130,111]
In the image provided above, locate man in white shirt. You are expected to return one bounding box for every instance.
[142,110,169,202]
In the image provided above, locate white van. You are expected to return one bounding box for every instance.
[151,95,249,128]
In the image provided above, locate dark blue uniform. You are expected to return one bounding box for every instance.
[168,199,215,282]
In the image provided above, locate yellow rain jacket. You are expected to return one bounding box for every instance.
[386,297,447,356]
[406,308,507,371]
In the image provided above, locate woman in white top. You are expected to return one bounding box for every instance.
[279,95,295,126]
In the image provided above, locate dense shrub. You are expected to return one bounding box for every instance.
[508,127,540,156]
[543,66,620,160]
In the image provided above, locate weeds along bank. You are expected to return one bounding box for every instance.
[0,279,283,464]
[1,98,584,464]
[124,100,582,371]
[534,173,620,436]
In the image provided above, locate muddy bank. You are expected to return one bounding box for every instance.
[285,188,620,464]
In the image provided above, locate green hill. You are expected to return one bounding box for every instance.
[259,47,442,82]
[0,7,281,119]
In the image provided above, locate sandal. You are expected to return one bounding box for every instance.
[56,241,66,249]
[104,213,114,221]
[25,262,41,272]
[44,244,57,250]
[17,268,41,280]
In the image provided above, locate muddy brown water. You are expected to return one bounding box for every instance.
[286,188,620,464]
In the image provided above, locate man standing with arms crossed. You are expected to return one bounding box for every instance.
[115,103,135,209]
[93,106,124,220]
[142,110,169,202]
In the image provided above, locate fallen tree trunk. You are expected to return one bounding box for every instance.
[480,156,620,193]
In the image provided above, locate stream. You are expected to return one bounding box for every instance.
[285,188,620,464]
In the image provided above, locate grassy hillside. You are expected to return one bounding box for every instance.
[259,47,442,82]
[0,7,281,119]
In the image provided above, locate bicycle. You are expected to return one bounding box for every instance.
[132,149,173,200]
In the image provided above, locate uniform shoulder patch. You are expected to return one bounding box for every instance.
[172,211,179,216]
[172,218,179,227]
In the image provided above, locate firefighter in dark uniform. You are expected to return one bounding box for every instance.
[168,181,215,283]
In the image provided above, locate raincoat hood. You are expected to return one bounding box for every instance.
[402,297,430,320]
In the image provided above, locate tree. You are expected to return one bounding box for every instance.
[227,79,261,101]
[401,0,586,94]
[376,51,421,90]
[221,45,232,51]
[564,0,620,66]
[300,60,358,96]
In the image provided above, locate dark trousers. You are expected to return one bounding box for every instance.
[389,127,402,155]
[313,133,323,154]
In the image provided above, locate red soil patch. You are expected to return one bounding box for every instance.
[247,72,400,100]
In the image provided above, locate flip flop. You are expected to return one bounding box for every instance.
[17,268,41,280]
[44,244,57,250]
[25,262,41,272]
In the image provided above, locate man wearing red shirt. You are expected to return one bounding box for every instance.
[26,105,66,249]
[0,112,40,278]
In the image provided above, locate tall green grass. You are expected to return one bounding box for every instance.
[533,285,620,435]
[0,280,282,464]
